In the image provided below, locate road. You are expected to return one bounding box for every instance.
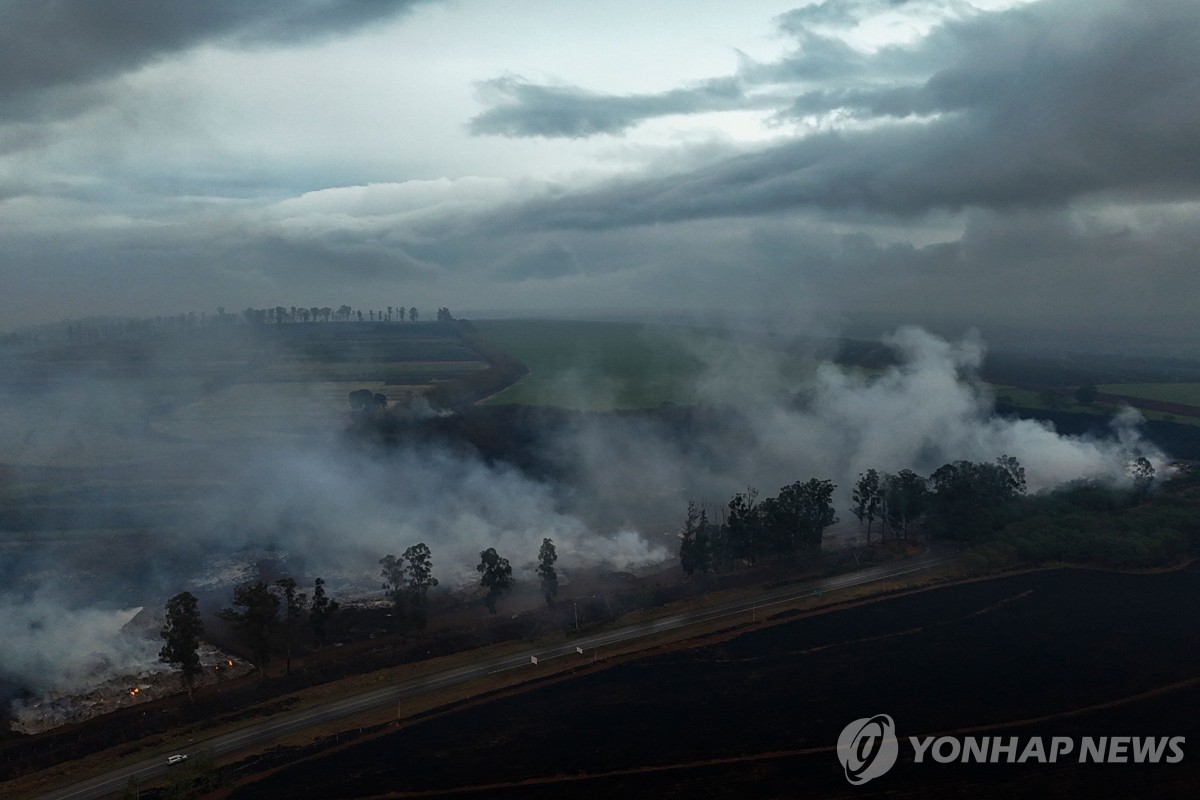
[33,550,949,800]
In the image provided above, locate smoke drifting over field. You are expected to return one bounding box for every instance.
[686,325,1160,493]
[529,326,1159,528]
[0,595,156,698]
[199,442,668,588]
[0,324,1166,707]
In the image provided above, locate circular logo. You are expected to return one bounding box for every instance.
[837,714,898,785]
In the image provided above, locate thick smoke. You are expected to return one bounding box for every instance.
[0,594,157,696]
[193,439,668,589]
[0,324,1166,706]
[552,326,1163,531]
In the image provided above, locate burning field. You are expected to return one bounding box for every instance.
[10,644,249,735]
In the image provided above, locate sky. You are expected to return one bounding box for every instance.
[2,0,1198,343]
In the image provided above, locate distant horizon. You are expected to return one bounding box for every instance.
[3,1,1198,345]
[12,304,1199,360]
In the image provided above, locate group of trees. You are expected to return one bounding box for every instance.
[473,538,557,614]
[240,304,446,324]
[159,576,340,692]
[160,535,569,696]
[378,538,560,622]
[845,456,1027,543]
[678,478,838,575]
[679,453,1162,576]
[380,543,440,631]
[348,388,388,418]
[376,539,554,623]
[849,468,931,543]
[161,450,1166,701]
[844,456,1028,544]
[845,454,1156,544]
[969,459,1189,571]
[60,304,454,343]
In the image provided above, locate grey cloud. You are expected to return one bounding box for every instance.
[0,1,436,122]
[469,75,756,139]
[775,0,921,31]
[740,31,871,84]
[491,241,580,281]
[468,29,868,140]
[487,0,1200,226]
[817,206,1200,339]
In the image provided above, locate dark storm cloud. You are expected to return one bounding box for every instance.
[468,75,761,138]
[0,0,435,121]
[485,0,1200,228]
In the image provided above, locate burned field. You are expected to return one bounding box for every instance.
[229,566,1200,798]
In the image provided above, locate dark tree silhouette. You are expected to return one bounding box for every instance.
[678,502,715,576]
[722,488,761,566]
[477,547,513,614]
[403,543,439,630]
[761,478,838,553]
[536,538,558,607]
[380,553,407,627]
[927,456,1027,540]
[308,577,340,648]
[159,592,204,701]
[852,469,882,543]
[882,469,928,539]
[275,577,308,676]
[219,582,280,680]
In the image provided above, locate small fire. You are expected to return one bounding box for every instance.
[228,660,234,667]
[128,687,140,697]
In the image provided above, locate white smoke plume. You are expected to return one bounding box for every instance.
[0,324,1169,706]
[550,326,1164,524]
[195,441,669,589]
[0,594,158,696]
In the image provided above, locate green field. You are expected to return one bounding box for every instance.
[471,319,814,410]
[987,383,1200,426]
[1100,383,1200,407]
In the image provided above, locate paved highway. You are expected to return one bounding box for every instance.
[34,550,949,800]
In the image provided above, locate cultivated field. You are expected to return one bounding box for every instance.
[471,319,814,410]
[0,322,495,547]
[0,322,490,467]
[1098,383,1200,406]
